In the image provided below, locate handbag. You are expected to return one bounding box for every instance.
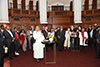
[31,37,36,45]
[19,39,22,45]
[85,39,89,44]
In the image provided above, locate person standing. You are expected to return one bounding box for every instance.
[27,26,33,50]
[3,26,17,59]
[89,25,96,49]
[0,25,5,42]
[42,26,49,51]
[20,29,27,52]
[0,40,8,67]
[94,29,100,59]
[33,25,45,63]
[13,27,20,55]
[79,28,88,54]
[64,28,71,50]
[70,25,76,49]
[57,26,65,52]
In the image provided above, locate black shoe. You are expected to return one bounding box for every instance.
[36,60,40,63]
[13,55,17,57]
[58,50,60,51]
[94,57,100,59]
[58,50,62,52]
[29,49,31,51]
[9,57,13,59]
[46,50,49,52]
[60,50,62,52]
[40,58,44,60]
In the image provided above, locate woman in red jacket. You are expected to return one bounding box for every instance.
[20,29,27,52]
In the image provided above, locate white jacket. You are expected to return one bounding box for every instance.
[79,32,88,46]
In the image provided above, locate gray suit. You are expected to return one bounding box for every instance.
[27,30,33,50]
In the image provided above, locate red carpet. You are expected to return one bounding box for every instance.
[5,46,100,67]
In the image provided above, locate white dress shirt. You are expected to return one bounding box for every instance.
[7,30,13,37]
[90,29,93,37]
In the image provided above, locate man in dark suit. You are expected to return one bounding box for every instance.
[3,26,17,59]
[0,40,8,67]
[57,26,65,52]
[0,25,5,42]
[94,29,100,59]
[87,26,92,47]
[42,26,49,51]
[89,25,96,49]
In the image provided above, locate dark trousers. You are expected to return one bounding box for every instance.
[70,38,74,48]
[0,54,4,67]
[14,40,20,52]
[89,38,96,49]
[58,39,64,51]
[96,43,100,58]
[8,42,15,58]
[89,38,94,48]
[46,44,48,51]
[51,43,53,50]
[80,46,86,53]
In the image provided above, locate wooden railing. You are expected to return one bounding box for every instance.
[50,11,73,17]
[8,9,38,17]
[84,9,100,17]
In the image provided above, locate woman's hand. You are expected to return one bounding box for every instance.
[43,39,45,41]
[41,33,43,35]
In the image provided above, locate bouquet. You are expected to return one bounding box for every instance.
[48,33,57,42]
[71,32,78,37]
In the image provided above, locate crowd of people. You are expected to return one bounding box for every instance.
[0,24,100,66]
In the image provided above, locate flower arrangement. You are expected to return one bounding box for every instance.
[48,33,57,42]
[71,32,78,37]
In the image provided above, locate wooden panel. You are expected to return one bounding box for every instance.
[8,9,100,31]
[13,0,17,8]
[9,9,38,18]
[52,6,64,11]
[36,1,39,11]
[92,0,97,9]
[53,17,70,24]
[22,0,25,9]
[84,0,89,10]
[70,1,73,11]
[29,1,33,10]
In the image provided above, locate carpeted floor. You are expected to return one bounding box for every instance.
[5,46,100,67]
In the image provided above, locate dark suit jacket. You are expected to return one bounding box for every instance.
[3,30,13,46]
[57,29,65,40]
[87,29,92,38]
[42,30,48,39]
[0,41,5,56]
[0,29,5,42]
[93,29,96,38]
[70,29,76,32]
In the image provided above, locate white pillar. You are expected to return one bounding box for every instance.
[40,0,47,24]
[0,0,9,23]
[74,0,82,23]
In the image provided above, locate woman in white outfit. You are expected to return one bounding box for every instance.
[64,28,71,50]
[79,28,88,53]
[33,25,45,63]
